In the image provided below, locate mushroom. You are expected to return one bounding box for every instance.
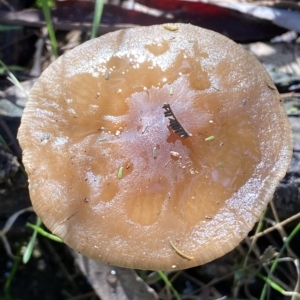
[18,24,292,270]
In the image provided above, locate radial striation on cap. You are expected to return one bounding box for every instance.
[18,23,293,270]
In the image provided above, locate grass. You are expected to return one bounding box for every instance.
[22,218,42,264]
[91,0,105,39]
[0,59,29,98]
[26,221,63,243]
[4,247,21,297]
[260,222,300,300]
[157,271,181,300]
[41,0,58,58]
[4,201,296,299]
[40,0,104,58]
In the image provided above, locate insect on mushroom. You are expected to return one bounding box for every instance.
[162,104,192,138]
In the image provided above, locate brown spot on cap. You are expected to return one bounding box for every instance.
[18,23,292,270]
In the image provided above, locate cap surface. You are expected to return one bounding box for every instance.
[18,23,293,270]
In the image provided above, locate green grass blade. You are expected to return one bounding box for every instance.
[258,273,300,297]
[157,270,181,300]
[34,0,55,8]
[257,273,285,294]
[4,248,21,293]
[0,59,29,98]
[91,0,104,39]
[23,218,42,264]
[260,222,300,300]
[26,222,63,243]
[0,65,24,74]
[0,24,22,31]
[41,0,58,58]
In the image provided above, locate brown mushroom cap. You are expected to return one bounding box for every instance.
[18,24,292,270]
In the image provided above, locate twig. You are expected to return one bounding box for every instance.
[250,212,300,240]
